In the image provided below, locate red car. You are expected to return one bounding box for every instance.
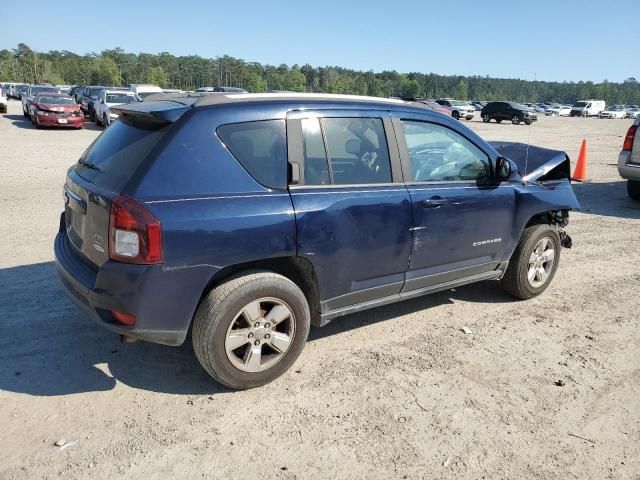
[31,93,84,129]
[419,100,454,116]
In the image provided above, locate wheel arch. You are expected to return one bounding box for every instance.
[197,256,322,327]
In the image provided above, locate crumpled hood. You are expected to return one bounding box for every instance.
[489,141,570,182]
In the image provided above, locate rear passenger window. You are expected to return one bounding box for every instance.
[217,120,287,189]
[302,117,392,185]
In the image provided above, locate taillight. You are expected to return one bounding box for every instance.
[111,310,136,326]
[109,196,162,264]
[623,125,638,151]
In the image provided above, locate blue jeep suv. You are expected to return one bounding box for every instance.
[54,93,579,389]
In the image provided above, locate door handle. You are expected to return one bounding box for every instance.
[421,197,448,208]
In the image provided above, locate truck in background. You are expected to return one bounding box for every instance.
[570,100,606,117]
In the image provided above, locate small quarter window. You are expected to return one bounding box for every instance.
[217,119,287,189]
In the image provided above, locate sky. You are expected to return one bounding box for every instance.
[1,0,638,83]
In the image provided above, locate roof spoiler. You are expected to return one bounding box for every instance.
[111,100,192,124]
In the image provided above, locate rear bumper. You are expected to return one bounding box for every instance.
[618,151,640,181]
[54,216,197,346]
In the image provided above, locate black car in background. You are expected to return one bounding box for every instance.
[79,86,108,120]
[70,86,85,103]
[481,101,538,125]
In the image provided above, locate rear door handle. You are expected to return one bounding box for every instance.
[421,197,448,208]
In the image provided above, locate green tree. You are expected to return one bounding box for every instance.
[454,79,468,100]
[147,66,168,87]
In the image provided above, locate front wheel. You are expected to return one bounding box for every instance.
[501,224,561,299]
[628,180,640,200]
[192,271,311,390]
[452,111,460,120]
[512,115,521,125]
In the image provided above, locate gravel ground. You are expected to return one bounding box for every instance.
[0,100,639,480]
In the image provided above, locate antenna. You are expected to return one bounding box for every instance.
[523,72,536,183]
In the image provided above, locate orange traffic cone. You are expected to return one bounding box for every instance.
[572,139,588,182]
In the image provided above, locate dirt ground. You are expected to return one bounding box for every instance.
[0,100,638,480]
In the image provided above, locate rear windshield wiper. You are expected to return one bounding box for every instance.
[77,159,102,172]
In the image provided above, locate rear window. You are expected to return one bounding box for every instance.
[31,86,58,95]
[74,118,168,192]
[217,120,287,189]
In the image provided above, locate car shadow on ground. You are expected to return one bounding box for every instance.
[4,113,102,131]
[0,261,513,397]
[573,180,640,219]
[5,113,35,129]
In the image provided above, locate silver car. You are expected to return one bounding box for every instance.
[618,116,640,199]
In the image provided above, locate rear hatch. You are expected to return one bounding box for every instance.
[64,100,191,266]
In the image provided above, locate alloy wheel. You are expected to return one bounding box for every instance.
[527,237,555,288]
[224,297,296,373]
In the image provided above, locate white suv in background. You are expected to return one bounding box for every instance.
[93,89,140,127]
[618,117,640,200]
[435,99,475,120]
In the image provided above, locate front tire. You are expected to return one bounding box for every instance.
[512,115,521,125]
[452,111,460,120]
[501,224,561,300]
[628,180,640,200]
[192,271,311,390]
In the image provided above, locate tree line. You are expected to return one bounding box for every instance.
[1,43,638,104]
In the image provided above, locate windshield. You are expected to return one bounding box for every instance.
[106,94,137,104]
[508,102,526,109]
[17,85,28,92]
[449,100,465,106]
[88,88,104,97]
[574,102,588,107]
[37,96,75,105]
[31,86,58,95]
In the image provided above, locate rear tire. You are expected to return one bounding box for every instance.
[192,271,311,390]
[628,180,640,201]
[452,111,460,120]
[501,224,561,300]
[482,114,490,123]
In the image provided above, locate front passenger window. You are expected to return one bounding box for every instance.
[400,120,489,182]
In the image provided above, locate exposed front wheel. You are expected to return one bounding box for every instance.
[501,224,561,299]
[512,115,521,125]
[628,180,640,200]
[192,271,311,390]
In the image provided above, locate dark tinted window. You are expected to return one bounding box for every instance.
[31,86,58,95]
[401,120,489,182]
[75,118,168,191]
[301,117,392,185]
[217,120,287,189]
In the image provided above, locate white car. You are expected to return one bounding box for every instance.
[0,87,7,113]
[618,116,640,200]
[599,105,627,119]
[545,105,571,116]
[129,84,163,100]
[93,89,140,127]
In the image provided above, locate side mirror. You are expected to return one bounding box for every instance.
[496,157,516,181]
[345,139,361,156]
[100,99,104,104]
